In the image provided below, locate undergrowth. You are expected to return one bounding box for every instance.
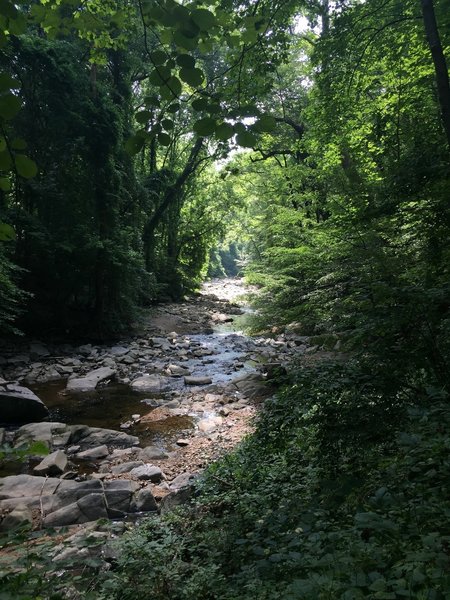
[2,360,449,599]
[99,360,450,600]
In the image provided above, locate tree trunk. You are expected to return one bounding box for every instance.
[420,0,450,152]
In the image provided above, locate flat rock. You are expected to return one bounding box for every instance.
[131,375,171,393]
[168,364,191,377]
[69,425,139,450]
[110,461,144,475]
[184,376,212,386]
[138,446,169,461]
[130,464,163,482]
[76,445,109,460]
[0,384,49,424]
[66,367,116,393]
[14,422,139,452]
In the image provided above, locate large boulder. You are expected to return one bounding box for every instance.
[0,383,49,424]
[66,367,116,393]
[0,475,156,529]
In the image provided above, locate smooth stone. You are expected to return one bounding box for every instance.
[130,464,163,482]
[76,445,109,460]
[184,376,212,386]
[0,384,49,423]
[110,461,144,475]
[131,375,171,393]
[66,367,116,393]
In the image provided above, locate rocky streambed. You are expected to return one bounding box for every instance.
[0,279,313,552]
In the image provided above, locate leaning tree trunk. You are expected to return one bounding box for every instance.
[420,0,450,153]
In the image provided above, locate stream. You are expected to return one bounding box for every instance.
[0,278,310,531]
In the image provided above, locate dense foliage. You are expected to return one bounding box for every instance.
[0,0,449,597]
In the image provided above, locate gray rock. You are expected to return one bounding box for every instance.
[110,461,144,474]
[184,376,212,386]
[0,384,49,423]
[104,480,139,517]
[43,493,108,527]
[14,422,69,450]
[33,450,68,476]
[160,486,195,514]
[168,364,191,377]
[109,346,129,356]
[230,372,268,398]
[131,375,171,393]
[134,488,158,512]
[130,464,163,482]
[0,504,33,531]
[76,445,109,460]
[66,367,116,393]
[69,425,139,450]
[0,474,62,502]
[138,446,169,461]
[170,472,197,490]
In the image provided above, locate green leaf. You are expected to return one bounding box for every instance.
[145,95,160,107]
[0,93,21,120]
[148,66,171,86]
[150,50,167,65]
[167,102,180,113]
[176,54,195,69]
[192,97,209,111]
[207,103,221,114]
[0,222,16,241]
[191,8,217,30]
[193,117,216,136]
[8,12,26,35]
[0,176,10,191]
[15,154,37,179]
[179,67,204,87]
[253,114,277,133]
[173,30,198,51]
[162,118,174,130]
[0,149,11,170]
[125,135,145,155]
[0,73,19,92]
[215,122,234,141]
[158,132,171,146]
[11,138,27,150]
[164,76,182,97]
[136,110,152,124]
[236,130,257,148]
[0,136,6,152]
